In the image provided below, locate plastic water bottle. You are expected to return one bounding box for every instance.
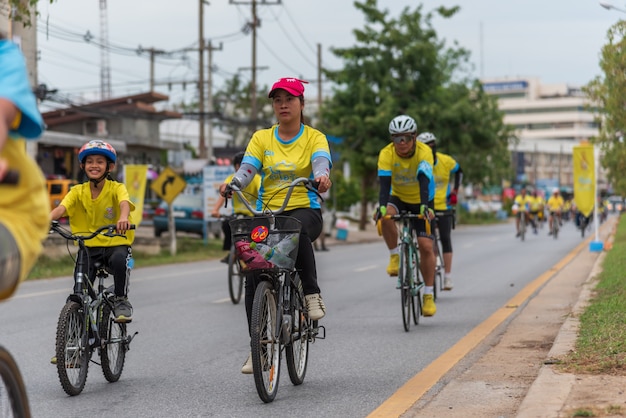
[234,241,274,270]
[249,241,294,269]
[273,234,299,256]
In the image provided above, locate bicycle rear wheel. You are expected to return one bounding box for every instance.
[0,346,31,418]
[399,243,412,332]
[520,214,527,241]
[100,302,127,382]
[55,301,90,396]
[251,280,281,403]
[227,246,244,304]
[285,273,309,386]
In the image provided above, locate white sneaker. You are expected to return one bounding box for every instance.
[241,353,253,374]
[305,293,326,321]
[443,276,453,291]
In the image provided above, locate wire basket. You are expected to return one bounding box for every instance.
[230,216,301,271]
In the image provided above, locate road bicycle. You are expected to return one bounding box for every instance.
[0,170,32,416]
[518,210,528,241]
[383,211,430,332]
[227,177,326,403]
[49,221,138,396]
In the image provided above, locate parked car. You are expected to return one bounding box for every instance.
[607,195,624,213]
[47,177,76,209]
[153,194,205,237]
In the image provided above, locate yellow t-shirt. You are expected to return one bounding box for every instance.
[60,180,135,247]
[225,173,260,216]
[514,194,533,210]
[243,124,332,212]
[546,196,564,212]
[0,137,49,293]
[432,152,460,211]
[377,141,434,204]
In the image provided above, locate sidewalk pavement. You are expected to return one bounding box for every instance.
[320,218,621,417]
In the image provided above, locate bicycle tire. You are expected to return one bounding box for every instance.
[520,213,526,241]
[100,302,127,382]
[285,273,309,386]
[227,246,244,304]
[250,280,280,403]
[399,243,412,332]
[55,301,90,396]
[410,247,421,326]
[0,346,31,418]
[434,235,445,297]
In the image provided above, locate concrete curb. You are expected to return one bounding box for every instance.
[516,234,610,417]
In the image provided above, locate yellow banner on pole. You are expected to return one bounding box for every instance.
[573,144,595,217]
[124,165,148,224]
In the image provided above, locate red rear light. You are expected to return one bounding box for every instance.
[155,207,166,216]
[191,210,203,219]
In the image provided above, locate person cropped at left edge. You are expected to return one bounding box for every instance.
[219,77,332,374]
[50,140,135,323]
[375,115,437,316]
[0,35,49,301]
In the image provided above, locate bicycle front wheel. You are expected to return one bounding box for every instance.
[227,247,244,304]
[410,248,421,325]
[285,273,309,386]
[399,243,412,332]
[250,280,281,403]
[100,302,127,382]
[0,346,31,418]
[55,301,90,396]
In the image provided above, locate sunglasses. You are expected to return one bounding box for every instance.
[392,135,414,144]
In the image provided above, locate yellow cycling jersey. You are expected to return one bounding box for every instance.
[242,124,332,212]
[529,196,544,211]
[546,196,564,212]
[59,180,136,247]
[514,194,533,210]
[432,152,460,211]
[377,141,434,204]
[225,173,260,216]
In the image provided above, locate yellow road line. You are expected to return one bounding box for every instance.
[367,237,590,418]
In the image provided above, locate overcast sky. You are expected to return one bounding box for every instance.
[35,0,622,108]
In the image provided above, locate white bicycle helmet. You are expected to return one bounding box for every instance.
[389,115,417,135]
[417,132,437,144]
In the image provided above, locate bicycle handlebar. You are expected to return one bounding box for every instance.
[50,220,136,242]
[228,177,321,216]
[382,212,431,235]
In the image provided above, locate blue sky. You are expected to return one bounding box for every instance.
[35,0,621,106]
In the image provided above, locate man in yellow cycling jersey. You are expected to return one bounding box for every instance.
[514,188,534,238]
[375,115,437,316]
[546,188,564,235]
[0,35,49,300]
[417,132,463,291]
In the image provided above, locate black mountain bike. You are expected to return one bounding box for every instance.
[227,177,326,403]
[49,221,138,396]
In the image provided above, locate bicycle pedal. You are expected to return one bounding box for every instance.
[114,317,132,324]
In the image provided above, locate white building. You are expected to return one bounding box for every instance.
[482,77,606,192]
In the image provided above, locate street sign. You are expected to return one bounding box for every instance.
[150,167,186,204]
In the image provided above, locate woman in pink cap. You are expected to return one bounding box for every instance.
[220,77,333,374]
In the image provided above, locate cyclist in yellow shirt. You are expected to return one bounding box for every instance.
[50,140,135,323]
[546,188,564,235]
[514,188,534,238]
[0,36,49,301]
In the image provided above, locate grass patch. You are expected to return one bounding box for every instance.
[559,215,626,375]
[27,237,227,280]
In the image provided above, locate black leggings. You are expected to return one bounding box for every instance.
[82,246,132,298]
[435,213,454,253]
[244,208,322,335]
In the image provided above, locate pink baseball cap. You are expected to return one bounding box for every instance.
[268,77,309,98]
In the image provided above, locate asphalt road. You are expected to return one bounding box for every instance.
[0,219,588,417]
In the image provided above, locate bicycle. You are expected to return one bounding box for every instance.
[518,210,527,241]
[215,214,246,304]
[49,221,138,396]
[227,177,326,403]
[433,210,455,297]
[0,169,32,416]
[383,211,430,332]
[550,211,560,239]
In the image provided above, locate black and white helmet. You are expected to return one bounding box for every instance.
[389,115,417,135]
[417,132,437,144]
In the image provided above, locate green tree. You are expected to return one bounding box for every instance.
[6,0,55,26]
[319,0,514,228]
[584,21,626,196]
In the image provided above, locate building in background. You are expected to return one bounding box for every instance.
[482,77,606,194]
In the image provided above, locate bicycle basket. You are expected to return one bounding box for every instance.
[230,216,301,271]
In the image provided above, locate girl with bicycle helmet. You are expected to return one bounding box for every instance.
[50,139,135,322]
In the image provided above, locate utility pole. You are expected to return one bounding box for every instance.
[139,47,166,91]
[229,0,281,131]
[317,43,322,123]
[206,40,223,162]
[99,0,111,100]
[198,0,207,159]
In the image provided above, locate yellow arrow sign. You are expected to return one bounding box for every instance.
[150,167,186,204]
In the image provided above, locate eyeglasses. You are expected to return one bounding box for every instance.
[392,135,414,144]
